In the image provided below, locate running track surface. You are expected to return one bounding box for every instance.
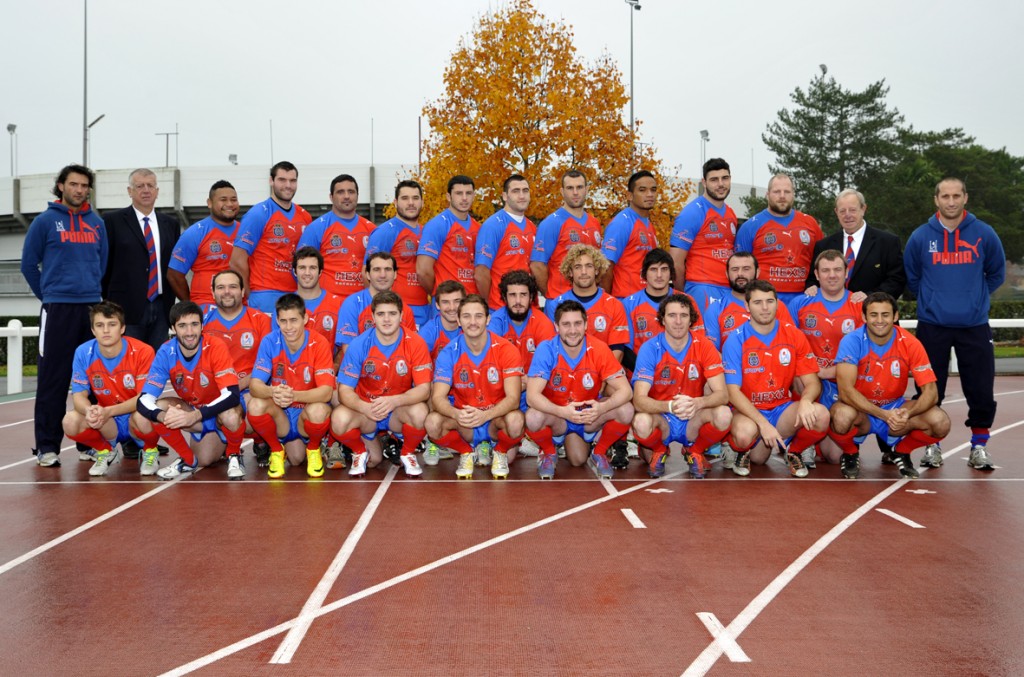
[1,377,1023,676]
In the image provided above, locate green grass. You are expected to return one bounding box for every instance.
[995,345,1024,359]
[0,365,38,377]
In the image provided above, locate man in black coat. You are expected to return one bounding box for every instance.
[101,168,181,350]
[805,188,905,300]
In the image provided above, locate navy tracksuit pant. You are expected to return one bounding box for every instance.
[915,321,997,431]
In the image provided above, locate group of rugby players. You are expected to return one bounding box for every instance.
[64,158,1002,482]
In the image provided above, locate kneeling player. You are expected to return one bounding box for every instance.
[331,291,431,478]
[830,292,950,479]
[426,294,525,480]
[525,300,634,480]
[63,301,161,477]
[631,294,731,479]
[246,294,335,479]
[134,302,247,480]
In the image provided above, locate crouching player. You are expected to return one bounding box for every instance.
[63,301,161,477]
[830,292,950,479]
[246,294,335,479]
[631,294,731,479]
[525,300,634,480]
[426,294,525,480]
[331,291,431,478]
[134,302,246,480]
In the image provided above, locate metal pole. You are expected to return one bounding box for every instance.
[629,7,634,132]
[82,0,88,164]
[269,119,274,164]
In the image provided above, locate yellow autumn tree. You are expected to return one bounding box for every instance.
[412,0,692,246]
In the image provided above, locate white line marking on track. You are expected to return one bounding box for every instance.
[270,464,398,664]
[876,508,926,529]
[696,613,750,663]
[621,508,646,529]
[0,418,31,429]
[0,443,77,473]
[945,388,1024,405]
[682,419,1024,677]
[160,470,688,676]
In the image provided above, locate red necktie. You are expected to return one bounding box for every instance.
[144,216,158,301]
[845,234,855,284]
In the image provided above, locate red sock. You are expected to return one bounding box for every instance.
[530,427,556,455]
[495,429,520,453]
[71,427,112,452]
[788,426,827,454]
[593,420,630,456]
[152,422,195,465]
[726,433,756,453]
[131,426,160,449]
[438,430,473,455]
[894,429,943,454]
[689,422,729,455]
[247,412,284,453]
[829,428,860,455]
[223,421,244,457]
[401,424,426,456]
[634,427,666,454]
[303,419,330,451]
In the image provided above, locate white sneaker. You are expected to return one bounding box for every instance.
[920,443,943,468]
[423,441,441,466]
[456,453,474,479]
[88,448,118,477]
[157,458,198,480]
[474,441,492,466]
[800,447,817,469]
[491,451,509,479]
[79,449,97,462]
[349,451,368,477]
[518,437,540,457]
[400,454,423,477]
[720,441,736,469]
[967,444,994,470]
[227,455,245,480]
[139,447,160,476]
[36,451,60,467]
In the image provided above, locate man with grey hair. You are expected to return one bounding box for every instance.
[805,188,905,300]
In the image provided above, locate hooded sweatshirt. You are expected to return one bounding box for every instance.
[904,211,1005,327]
[21,201,108,303]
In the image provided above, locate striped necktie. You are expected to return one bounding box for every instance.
[845,234,855,284]
[143,216,158,301]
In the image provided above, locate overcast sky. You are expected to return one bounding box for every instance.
[3,0,1022,188]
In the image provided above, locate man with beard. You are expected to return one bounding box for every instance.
[735,173,823,305]
[230,161,312,312]
[670,158,737,312]
[366,180,431,327]
[420,280,467,361]
[475,174,536,309]
[202,270,273,466]
[531,170,603,299]
[169,180,241,308]
[417,175,480,295]
[286,246,344,347]
[601,170,660,299]
[298,174,375,301]
[545,244,629,361]
[703,251,794,350]
[22,164,108,467]
[335,251,418,362]
[135,302,246,480]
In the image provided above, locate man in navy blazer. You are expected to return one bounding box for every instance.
[805,188,905,299]
[101,168,181,351]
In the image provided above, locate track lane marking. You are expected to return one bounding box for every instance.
[621,508,646,528]
[696,613,749,662]
[876,509,926,528]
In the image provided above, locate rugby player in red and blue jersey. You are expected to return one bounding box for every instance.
[417,175,480,296]
[530,170,603,299]
[335,251,418,364]
[703,252,795,351]
[475,174,536,309]
[601,170,659,298]
[168,180,239,308]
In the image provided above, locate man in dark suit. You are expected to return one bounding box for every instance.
[101,168,181,351]
[805,188,905,299]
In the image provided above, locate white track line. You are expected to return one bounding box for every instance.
[621,508,646,529]
[161,470,687,676]
[682,419,1024,677]
[0,418,32,429]
[876,508,926,529]
[270,464,398,664]
[0,443,77,473]
[696,613,750,663]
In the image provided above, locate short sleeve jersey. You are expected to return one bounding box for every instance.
[531,207,603,298]
[302,289,345,346]
[703,295,795,350]
[620,289,705,353]
[475,210,537,309]
[143,335,239,406]
[251,331,335,408]
[488,306,557,373]
[365,217,428,307]
[71,336,154,406]
[545,289,630,348]
[734,210,823,294]
[787,291,864,374]
[233,198,312,293]
[419,316,462,361]
[601,206,658,298]
[418,209,480,294]
[338,328,433,401]
[434,332,524,410]
[670,195,736,286]
[169,217,239,306]
[202,305,272,384]
[298,211,375,300]
[335,289,418,347]
[632,332,724,400]
[835,326,937,406]
[529,336,625,407]
[722,320,818,410]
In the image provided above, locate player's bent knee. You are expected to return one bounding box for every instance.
[632,412,655,437]
[305,402,331,423]
[524,408,546,431]
[711,406,732,430]
[247,397,270,416]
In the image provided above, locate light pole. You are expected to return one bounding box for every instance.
[6,124,15,177]
[86,114,104,166]
[700,129,709,167]
[625,0,641,132]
